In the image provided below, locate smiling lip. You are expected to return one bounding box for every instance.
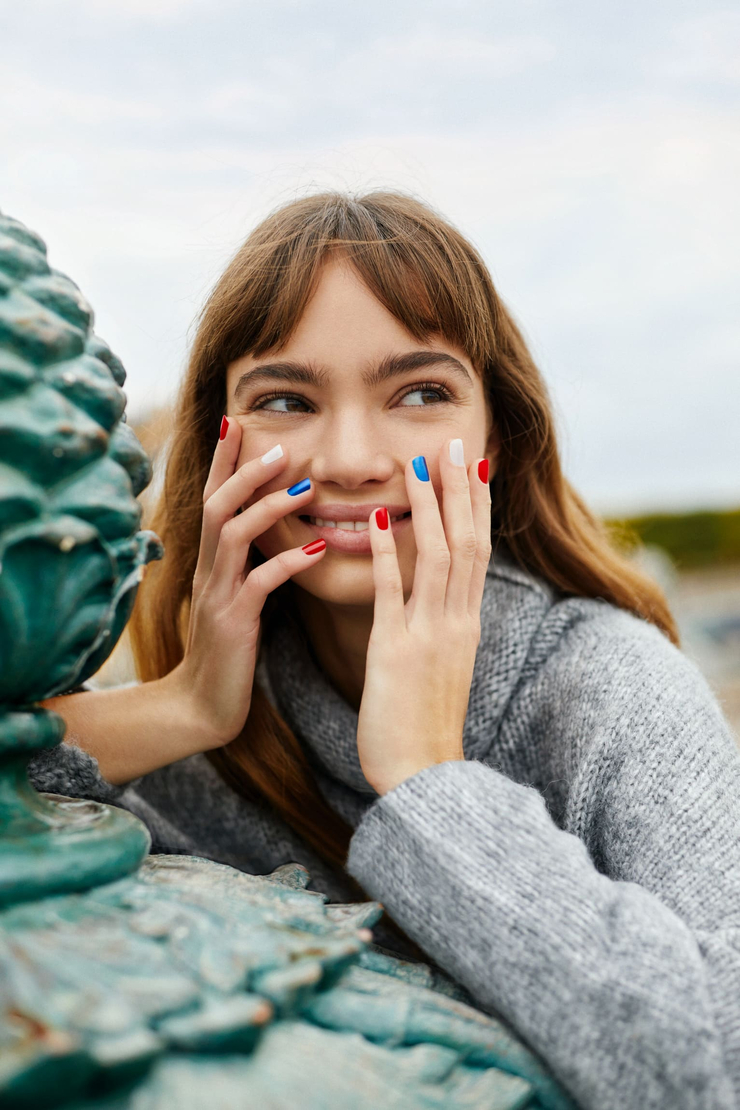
[297,503,412,553]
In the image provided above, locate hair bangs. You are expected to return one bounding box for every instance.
[213,192,494,369]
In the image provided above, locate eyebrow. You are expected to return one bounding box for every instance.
[232,350,472,402]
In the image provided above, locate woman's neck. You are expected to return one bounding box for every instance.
[293,588,373,712]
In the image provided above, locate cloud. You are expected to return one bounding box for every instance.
[660,12,740,85]
[1,0,738,512]
[359,30,557,73]
[28,0,220,22]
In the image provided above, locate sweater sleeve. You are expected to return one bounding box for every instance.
[27,682,143,804]
[27,736,134,804]
[346,604,740,1110]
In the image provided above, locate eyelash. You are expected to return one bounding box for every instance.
[249,381,457,413]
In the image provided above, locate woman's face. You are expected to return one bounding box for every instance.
[225,258,498,608]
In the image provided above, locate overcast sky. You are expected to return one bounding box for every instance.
[2,0,738,514]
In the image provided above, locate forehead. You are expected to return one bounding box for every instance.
[226,259,478,393]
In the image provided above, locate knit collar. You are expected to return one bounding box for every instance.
[264,548,555,796]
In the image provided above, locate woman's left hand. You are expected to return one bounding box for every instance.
[357,440,492,796]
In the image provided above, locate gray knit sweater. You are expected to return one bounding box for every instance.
[28,552,740,1110]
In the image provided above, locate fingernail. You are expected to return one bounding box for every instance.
[261,443,284,465]
[219,415,229,441]
[412,455,430,481]
[375,507,389,530]
[287,478,311,496]
[302,539,326,555]
[449,438,465,467]
[477,459,490,483]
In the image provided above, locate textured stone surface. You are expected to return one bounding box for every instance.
[1,853,577,1109]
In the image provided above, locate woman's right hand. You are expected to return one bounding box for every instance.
[168,417,325,748]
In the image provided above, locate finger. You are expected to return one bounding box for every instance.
[405,453,449,613]
[198,438,288,580]
[440,438,478,613]
[208,477,316,595]
[369,507,406,635]
[202,416,242,503]
[236,538,327,622]
[468,457,493,615]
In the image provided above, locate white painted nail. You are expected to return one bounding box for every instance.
[449,438,465,467]
[260,443,284,465]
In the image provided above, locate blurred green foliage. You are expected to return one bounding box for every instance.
[606,507,740,569]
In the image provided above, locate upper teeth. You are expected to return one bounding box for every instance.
[310,515,405,530]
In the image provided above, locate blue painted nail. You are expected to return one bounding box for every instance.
[287,478,311,496]
[412,456,430,482]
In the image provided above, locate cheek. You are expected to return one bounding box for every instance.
[232,419,289,471]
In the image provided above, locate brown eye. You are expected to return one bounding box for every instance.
[253,393,312,413]
[397,384,452,406]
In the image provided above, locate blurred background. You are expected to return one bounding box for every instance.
[2,0,738,732]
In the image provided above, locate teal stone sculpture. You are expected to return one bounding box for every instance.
[0,212,576,1110]
[0,212,159,908]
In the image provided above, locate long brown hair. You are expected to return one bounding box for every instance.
[129,190,678,878]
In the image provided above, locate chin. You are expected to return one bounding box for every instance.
[291,556,379,608]
[255,525,415,608]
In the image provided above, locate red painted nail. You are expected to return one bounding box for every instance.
[302,539,326,555]
[219,415,229,441]
[375,507,389,530]
[477,459,489,483]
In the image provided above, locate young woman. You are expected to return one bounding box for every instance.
[33,192,740,1110]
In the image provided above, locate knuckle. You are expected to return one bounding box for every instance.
[250,550,290,585]
[202,496,222,528]
[478,538,493,563]
[452,531,478,560]
[265,488,287,512]
[425,542,451,571]
[382,573,404,598]
[194,580,214,609]
[243,564,265,593]
[219,518,240,546]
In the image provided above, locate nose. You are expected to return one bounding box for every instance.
[308,407,395,488]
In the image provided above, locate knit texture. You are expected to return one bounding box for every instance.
[27,552,740,1109]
